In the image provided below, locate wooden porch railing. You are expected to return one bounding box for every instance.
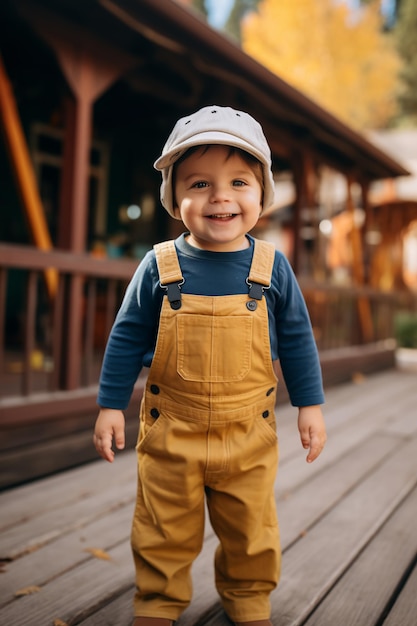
[299,278,417,351]
[1,243,416,426]
[0,243,139,426]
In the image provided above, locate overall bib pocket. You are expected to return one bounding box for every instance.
[176,314,253,382]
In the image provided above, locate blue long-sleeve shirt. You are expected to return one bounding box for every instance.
[97,233,324,409]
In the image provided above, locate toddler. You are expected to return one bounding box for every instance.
[94,105,327,626]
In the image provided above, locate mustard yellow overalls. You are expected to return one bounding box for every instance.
[131,239,281,623]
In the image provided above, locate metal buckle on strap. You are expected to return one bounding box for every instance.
[160,279,185,310]
[246,278,269,300]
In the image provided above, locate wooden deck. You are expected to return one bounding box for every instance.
[1,367,417,626]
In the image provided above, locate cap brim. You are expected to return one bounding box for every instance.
[154,131,270,170]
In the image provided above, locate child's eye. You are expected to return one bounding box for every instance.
[192,181,209,189]
[233,180,246,187]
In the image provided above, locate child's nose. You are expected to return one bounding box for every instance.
[210,184,231,202]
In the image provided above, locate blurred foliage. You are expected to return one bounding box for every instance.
[188,0,414,131]
[394,311,417,348]
[189,0,261,41]
[224,0,262,42]
[395,0,417,124]
[190,0,208,19]
[241,0,402,130]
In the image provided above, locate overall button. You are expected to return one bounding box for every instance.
[246,300,257,311]
[150,408,160,419]
[150,384,160,394]
[262,410,269,418]
[266,387,275,396]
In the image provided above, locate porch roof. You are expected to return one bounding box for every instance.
[6,0,409,182]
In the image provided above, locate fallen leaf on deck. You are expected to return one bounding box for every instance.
[84,547,111,560]
[15,585,41,596]
[352,371,366,384]
[53,619,69,626]
[26,544,41,554]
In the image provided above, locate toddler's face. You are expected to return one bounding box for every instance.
[173,145,262,252]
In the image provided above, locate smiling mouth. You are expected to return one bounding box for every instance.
[208,213,236,219]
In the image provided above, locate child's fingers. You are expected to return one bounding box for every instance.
[113,425,125,450]
[299,427,311,450]
[305,429,326,463]
[93,432,115,463]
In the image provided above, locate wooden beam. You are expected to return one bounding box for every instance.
[0,55,57,298]
[18,2,138,252]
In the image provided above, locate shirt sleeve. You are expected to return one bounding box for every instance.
[97,251,162,409]
[272,253,325,407]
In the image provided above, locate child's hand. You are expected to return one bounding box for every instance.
[93,408,126,462]
[297,405,327,463]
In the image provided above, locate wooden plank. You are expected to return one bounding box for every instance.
[0,242,138,278]
[0,472,136,560]
[318,369,415,431]
[0,541,134,626]
[0,380,144,429]
[0,400,142,490]
[304,488,417,625]
[275,369,411,467]
[259,368,386,464]
[277,433,401,548]
[77,588,135,625]
[269,438,417,626]
[0,427,114,492]
[276,373,415,496]
[0,502,134,607]
[382,403,417,437]
[383,560,417,626]
[0,451,136,531]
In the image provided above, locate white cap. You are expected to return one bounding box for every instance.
[154,105,275,218]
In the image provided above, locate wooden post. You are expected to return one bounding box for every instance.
[19,4,137,389]
[347,177,374,343]
[292,151,316,275]
[293,149,317,274]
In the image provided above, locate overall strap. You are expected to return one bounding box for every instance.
[247,239,275,300]
[154,240,184,310]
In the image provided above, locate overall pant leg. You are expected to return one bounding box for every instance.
[204,404,280,622]
[131,399,207,620]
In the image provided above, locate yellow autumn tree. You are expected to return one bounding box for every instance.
[242,0,401,129]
